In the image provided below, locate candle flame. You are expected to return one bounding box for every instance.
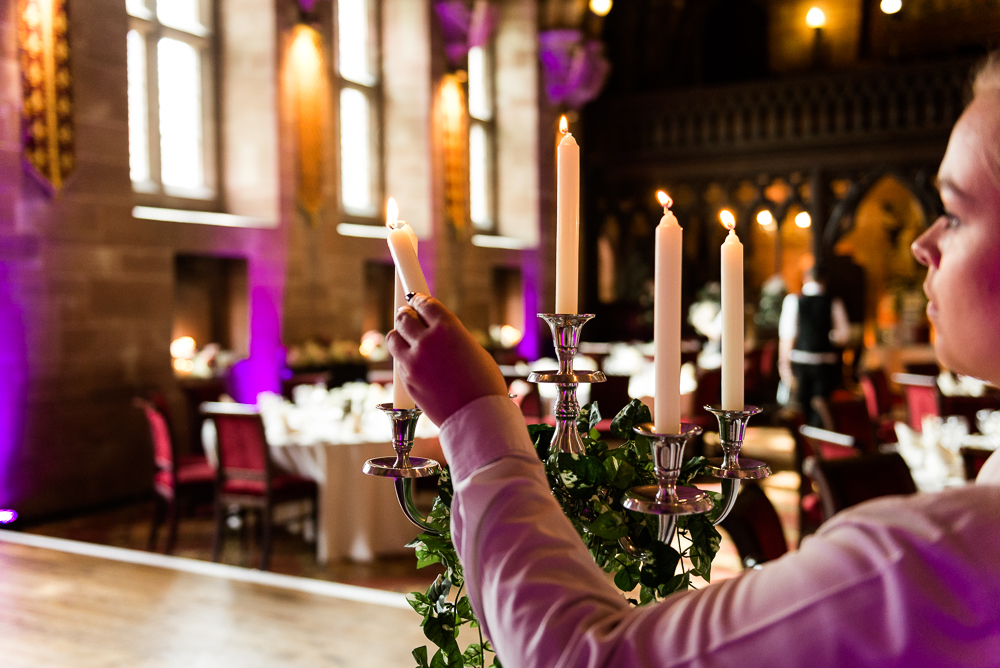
[559,115,568,134]
[656,190,673,209]
[719,209,736,230]
[386,197,398,229]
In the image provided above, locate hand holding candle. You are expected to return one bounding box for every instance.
[387,198,424,410]
[719,210,744,411]
[555,115,580,314]
[653,191,682,434]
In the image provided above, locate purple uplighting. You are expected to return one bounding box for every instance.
[0,264,28,510]
[538,29,610,109]
[0,509,16,524]
[230,283,284,405]
[433,0,499,66]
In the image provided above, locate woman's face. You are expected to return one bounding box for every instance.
[912,91,1000,383]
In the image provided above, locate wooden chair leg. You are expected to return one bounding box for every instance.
[148,495,164,552]
[211,500,225,563]
[260,507,273,571]
[164,498,180,555]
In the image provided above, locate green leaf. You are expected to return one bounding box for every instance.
[462,643,484,666]
[407,592,431,617]
[412,646,430,668]
[527,423,555,461]
[585,402,602,430]
[613,560,641,592]
[610,399,652,439]
[588,510,629,540]
[456,595,476,623]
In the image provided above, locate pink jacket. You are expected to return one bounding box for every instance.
[441,395,1000,668]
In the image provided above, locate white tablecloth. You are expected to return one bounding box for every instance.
[203,421,435,563]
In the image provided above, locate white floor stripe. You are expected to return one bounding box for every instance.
[0,529,413,610]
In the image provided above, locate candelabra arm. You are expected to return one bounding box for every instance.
[394,478,442,535]
[703,405,770,525]
[618,536,652,561]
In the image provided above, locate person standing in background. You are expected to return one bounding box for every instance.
[778,266,851,428]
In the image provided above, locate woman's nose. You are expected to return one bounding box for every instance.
[912,218,943,268]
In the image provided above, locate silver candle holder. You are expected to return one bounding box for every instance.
[527,314,607,455]
[362,403,442,535]
[623,423,711,546]
[703,405,771,525]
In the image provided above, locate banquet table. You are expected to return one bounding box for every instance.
[203,422,440,563]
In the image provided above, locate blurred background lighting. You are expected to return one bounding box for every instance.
[0,509,16,524]
[806,7,826,28]
[499,325,523,348]
[589,0,613,17]
[795,211,812,228]
[170,336,197,359]
[880,0,902,14]
[756,210,773,226]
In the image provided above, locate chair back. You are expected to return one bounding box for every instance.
[200,402,270,483]
[136,398,174,471]
[719,482,787,568]
[960,446,994,481]
[798,425,858,461]
[803,451,917,520]
[828,394,877,454]
[893,373,940,431]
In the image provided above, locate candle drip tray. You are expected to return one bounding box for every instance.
[362,457,441,479]
[527,370,607,384]
[623,485,714,515]
[704,457,771,480]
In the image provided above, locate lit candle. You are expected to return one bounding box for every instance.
[654,191,682,434]
[386,198,423,410]
[719,210,744,411]
[555,115,579,314]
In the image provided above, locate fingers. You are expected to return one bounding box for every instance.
[393,305,428,343]
[385,328,410,358]
[407,293,454,327]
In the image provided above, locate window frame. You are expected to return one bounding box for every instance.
[467,42,498,234]
[127,0,221,212]
[334,0,384,223]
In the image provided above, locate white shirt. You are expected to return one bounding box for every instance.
[441,395,1000,668]
[778,281,851,347]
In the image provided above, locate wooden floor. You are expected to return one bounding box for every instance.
[0,535,429,668]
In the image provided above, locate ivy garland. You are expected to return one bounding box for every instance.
[406,399,724,668]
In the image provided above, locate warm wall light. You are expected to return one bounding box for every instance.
[287,24,326,221]
[805,7,826,28]
[439,74,469,230]
[795,211,812,228]
[589,0,613,17]
[880,0,902,14]
[756,210,773,226]
[170,336,197,359]
[499,325,523,348]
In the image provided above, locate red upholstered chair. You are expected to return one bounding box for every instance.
[892,373,940,431]
[793,424,860,542]
[200,402,317,571]
[828,394,878,454]
[135,398,215,554]
[718,482,788,569]
[859,372,899,445]
[803,451,917,521]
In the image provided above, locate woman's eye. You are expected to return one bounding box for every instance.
[943,213,960,229]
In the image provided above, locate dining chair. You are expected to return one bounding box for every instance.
[892,373,940,431]
[803,451,917,522]
[135,397,215,554]
[793,424,860,542]
[859,371,899,445]
[719,482,788,569]
[828,394,878,454]
[200,402,318,571]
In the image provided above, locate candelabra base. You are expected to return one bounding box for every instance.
[703,404,771,526]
